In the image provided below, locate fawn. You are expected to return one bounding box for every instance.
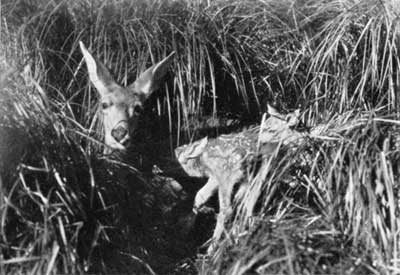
[79,41,175,154]
[175,105,304,251]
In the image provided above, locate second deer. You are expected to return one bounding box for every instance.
[175,105,305,252]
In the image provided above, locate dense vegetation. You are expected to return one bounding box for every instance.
[1,0,399,274]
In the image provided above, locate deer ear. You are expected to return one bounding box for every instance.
[287,109,301,126]
[129,52,175,98]
[79,41,117,97]
[267,104,280,116]
[186,137,208,159]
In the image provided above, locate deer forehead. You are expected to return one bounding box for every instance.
[174,146,185,156]
[101,87,143,106]
[175,145,192,159]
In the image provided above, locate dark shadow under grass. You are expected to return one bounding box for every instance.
[201,213,377,275]
[0,121,216,274]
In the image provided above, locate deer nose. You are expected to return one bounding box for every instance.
[111,126,128,143]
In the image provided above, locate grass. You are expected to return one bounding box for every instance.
[210,111,400,274]
[0,0,399,274]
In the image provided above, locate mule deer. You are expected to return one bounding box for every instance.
[175,105,305,252]
[79,41,175,154]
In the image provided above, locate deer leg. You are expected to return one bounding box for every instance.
[208,171,242,254]
[193,177,218,213]
[207,186,233,254]
[212,184,234,239]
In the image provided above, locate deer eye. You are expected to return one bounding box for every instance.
[101,102,111,110]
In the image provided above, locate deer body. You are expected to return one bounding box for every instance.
[175,106,305,250]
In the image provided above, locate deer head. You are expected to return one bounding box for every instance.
[174,137,209,178]
[266,104,301,127]
[79,41,175,154]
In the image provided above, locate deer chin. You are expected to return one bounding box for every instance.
[113,141,130,151]
[103,141,130,156]
[104,133,131,152]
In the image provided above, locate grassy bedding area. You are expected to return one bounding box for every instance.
[1,0,399,274]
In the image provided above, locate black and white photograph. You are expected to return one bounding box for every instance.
[0,0,399,274]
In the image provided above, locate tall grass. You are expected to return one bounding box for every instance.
[1,0,399,274]
[208,111,400,274]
